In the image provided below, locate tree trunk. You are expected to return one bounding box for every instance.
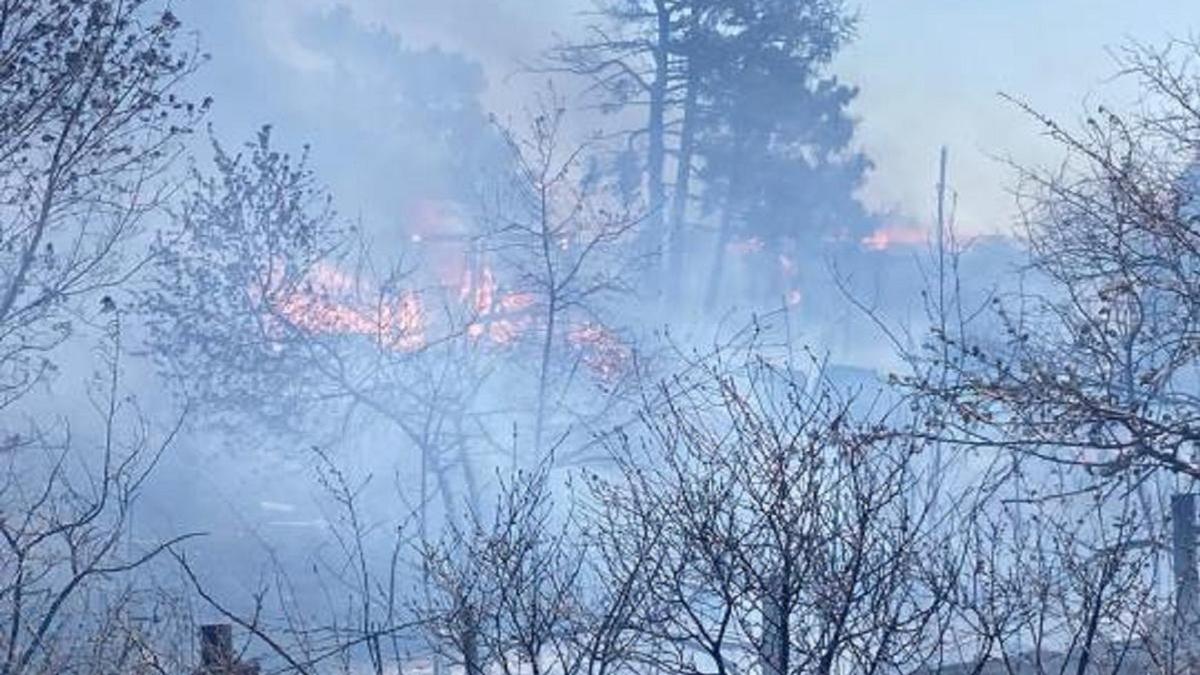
[642,0,671,278]
[535,182,556,456]
[665,58,698,306]
[704,186,738,314]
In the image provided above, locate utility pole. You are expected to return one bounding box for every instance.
[930,146,950,508]
[936,146,948,322]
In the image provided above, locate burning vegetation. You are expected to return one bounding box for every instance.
[2,1,1200,674]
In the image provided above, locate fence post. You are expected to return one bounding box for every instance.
[1172,493,1199,665]
[196,623,259,675]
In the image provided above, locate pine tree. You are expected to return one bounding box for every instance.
[549,0,872,312]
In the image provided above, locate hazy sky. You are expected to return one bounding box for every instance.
[841,0,1200,235]
[185,0,1200,237]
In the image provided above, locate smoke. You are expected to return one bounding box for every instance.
[182,1,583,130]
[180,0,1196,249]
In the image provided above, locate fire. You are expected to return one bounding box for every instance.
[266,261,426,351]
[500,293,536,313]
[727,236,765,255]
[302,261,359,295]
[266,260,543,352]
[568,323,631,381]
[459,264,538,346]
[778,254,797,277]
[860,226,928,251]
[460,265,496,314]
[261,258,631,381]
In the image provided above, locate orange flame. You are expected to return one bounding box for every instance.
[460,264,539,346]
[261,261,426,351]
[263,259,629,381]
[727,236,765,255]
[860,226,927,251]
[778,254,797,278]
[568,323,631,381]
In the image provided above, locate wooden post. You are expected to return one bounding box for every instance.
[761,573,788,675]
[200,624,233,671]
[930,146,950,509]
[1174,494,1199,629]
[196,623,259,675]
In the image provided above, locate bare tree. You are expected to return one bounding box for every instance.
[544,0,683,269]
[0,316,198,675]
[0,0,203,413]
[590,347,953,675]
[173,446,428,675]
[482,96,645,459]
[897,38,1200,483]
[0,2,207,671]
[145,126,500,552]
[910,449,1200,675]
[420,459,652,675]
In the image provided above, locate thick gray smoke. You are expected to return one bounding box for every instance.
[2,1,1198,673]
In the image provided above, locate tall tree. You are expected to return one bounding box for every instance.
[546,0,688,281]
[548,0,870,312]
[696,0,869,311]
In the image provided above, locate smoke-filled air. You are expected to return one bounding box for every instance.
[4,0,1200,673]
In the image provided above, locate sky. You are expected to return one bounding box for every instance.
[841,0,1200,235]
[180,0,1200,238]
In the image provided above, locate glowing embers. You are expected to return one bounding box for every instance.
[727,236,766,255]
[459,265,537,345]
[860,225,928,251]
[568,323,631,381]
